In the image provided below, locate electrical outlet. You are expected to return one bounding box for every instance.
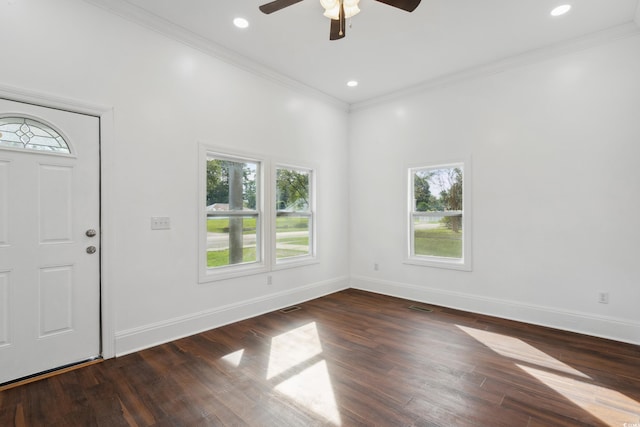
[598,292,609,304]
[151,216,171,230]
[267,275,273,285]
[374,262,379,271]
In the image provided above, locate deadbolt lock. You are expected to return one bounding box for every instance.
[86,229,97,237]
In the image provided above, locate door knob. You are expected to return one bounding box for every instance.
[86,246,97,254]
[86,229,97,237]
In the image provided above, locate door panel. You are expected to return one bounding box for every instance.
[39,266,73,336]
[39,164,73,243]
[0,98,100,384]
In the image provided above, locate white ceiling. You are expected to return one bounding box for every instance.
[88,0,640,105]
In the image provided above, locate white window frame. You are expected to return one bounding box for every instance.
[405,159,472,271]
[198,145,268,283]
[272,164,317,269]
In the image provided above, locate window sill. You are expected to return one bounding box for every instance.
[199,263,268,283]
[273,257,319,271]
[404,257,472,272]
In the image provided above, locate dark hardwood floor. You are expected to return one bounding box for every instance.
[2,289,639,426]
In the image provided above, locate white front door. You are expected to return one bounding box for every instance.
[0,98,100,384]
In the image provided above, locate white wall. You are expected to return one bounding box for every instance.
[349,34,640,344]
[0,0,350,355]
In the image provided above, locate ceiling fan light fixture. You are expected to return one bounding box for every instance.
[320,0,338,9]
[321,0,361,20]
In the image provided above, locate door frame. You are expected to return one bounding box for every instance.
[0,83,115,359]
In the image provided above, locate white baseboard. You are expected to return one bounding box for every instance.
[350,275,640,346]
[115,276,350,356]
[114,274,639,357]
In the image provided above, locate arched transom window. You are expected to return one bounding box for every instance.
[0,117,71,154]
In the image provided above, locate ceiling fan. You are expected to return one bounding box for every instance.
[259,0,421,40]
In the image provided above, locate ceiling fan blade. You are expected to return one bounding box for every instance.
[329,19,345,40]
[259,0,304,14]
[329,1,346,40]
[374,0,421,12]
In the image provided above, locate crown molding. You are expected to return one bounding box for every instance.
[350,22,640,112]
[0,83,111,117]
[83,0,349,111]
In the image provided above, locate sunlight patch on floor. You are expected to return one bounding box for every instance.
[457,325,640,426]
[267,322,342,425]
[218,322,341,424]
[267,322,323,380]
[456,325,590,378]
[275,359,342,426]
[221,349,244,368]
[518,364,640,427]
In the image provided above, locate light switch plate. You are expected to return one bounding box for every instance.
[151,216,171,230]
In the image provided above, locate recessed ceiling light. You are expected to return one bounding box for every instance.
[550,5,571,16]
[233,17,249,29]
[347,80,359,87]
